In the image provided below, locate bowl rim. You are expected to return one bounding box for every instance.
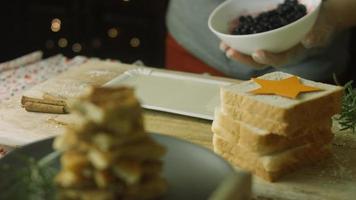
[208,0,322,38]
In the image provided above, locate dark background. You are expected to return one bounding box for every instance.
[349,28,356,84]
[0,0,169,67]
[0,0,355,83]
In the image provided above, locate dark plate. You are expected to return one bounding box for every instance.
[0,133,234,200]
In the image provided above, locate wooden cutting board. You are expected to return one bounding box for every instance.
[0,60,355,200]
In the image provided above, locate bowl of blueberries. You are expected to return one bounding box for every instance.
[208,0,322,55]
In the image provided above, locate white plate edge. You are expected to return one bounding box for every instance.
[104,67,233,120]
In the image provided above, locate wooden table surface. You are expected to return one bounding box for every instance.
[0,60,355,200]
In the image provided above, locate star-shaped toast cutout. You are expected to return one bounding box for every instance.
[250,76,322,99]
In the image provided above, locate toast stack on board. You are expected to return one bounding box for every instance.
[54,87,167,200]
[212,72,343,181]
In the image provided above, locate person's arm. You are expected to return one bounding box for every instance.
[222,0,356,68]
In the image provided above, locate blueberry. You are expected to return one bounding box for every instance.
[231,0,307,35]
[239,16,247,23]
[296,4,307,13]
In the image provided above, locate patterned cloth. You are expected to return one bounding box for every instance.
[0,51,43,73]
[0,52,89,103]
[0,51,89,158]
[0,52,129,158]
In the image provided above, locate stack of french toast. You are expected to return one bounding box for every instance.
[54,86,167,200]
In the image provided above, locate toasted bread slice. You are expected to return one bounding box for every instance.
[212,109,334,155]
[212,134,331,182]
[88,138,166,170]
[112,159,163,186]
[53,128,147,152]
[221,72,343,126]
[69,87,144,134]
[221,104,333,136]
[57,176,167,200]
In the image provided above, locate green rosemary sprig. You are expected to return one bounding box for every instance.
[0,151,60,200]
[337,81,356,133]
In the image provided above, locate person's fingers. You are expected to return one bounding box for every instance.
[251,44,305,67]
[252,50,287,66]
[226,48,267,68]
[219,42,229,52]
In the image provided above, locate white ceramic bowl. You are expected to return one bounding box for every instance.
[208,0,322,55]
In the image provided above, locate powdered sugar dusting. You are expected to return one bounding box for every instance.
[87,70,111,77]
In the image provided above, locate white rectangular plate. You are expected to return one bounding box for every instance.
[104,68,232,120]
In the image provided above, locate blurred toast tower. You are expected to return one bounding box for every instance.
[54,86,167,200]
